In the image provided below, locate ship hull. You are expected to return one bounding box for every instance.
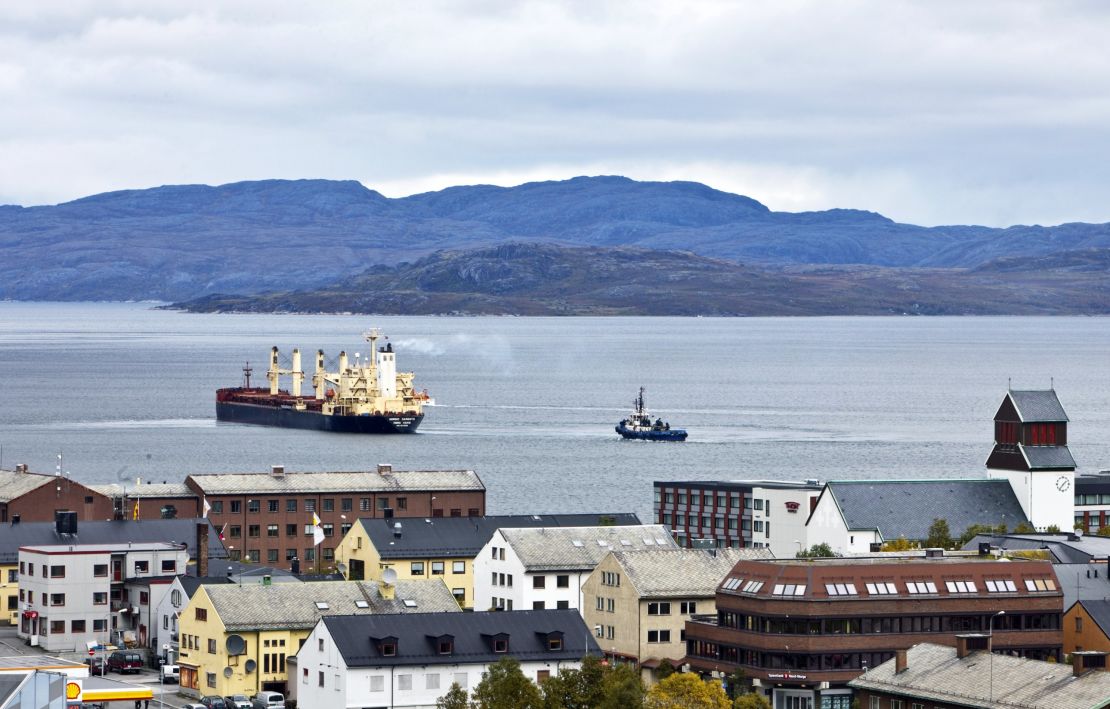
[615,423,687,442]
[217,401,423,434]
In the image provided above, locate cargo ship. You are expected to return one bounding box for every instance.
[216,329,429,433]
[615,387,687,441]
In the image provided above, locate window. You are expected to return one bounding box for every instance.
[1077,616,1084,632]
[557,600,569,609]
[208,638,217,654]
[647,630,671,643]
[286,548,296,560]
[267,524,279,537]
[426,673,440,690]
[230,525,241,539]
[534,576,546,589]
[397,674,412,690]
[286,524,297,537]
[986,579,1018,593]
[323,499,334,512]
[302,548,313,561]
[548,637,562,650]
[431,561,444,575]
[139,591,149,604]
[493,639,508,653]
[135,560,149,574]
[304,524,315,537]
[161,559,176,573]
[825,583,859,596]
[249,524,261,538]
[906,581,938,594]
[945,580,977,593]
[865,582,898,595]
[230,501,241,514]
[212,501,223,514]
[341,498,353,512]
[360,498,371,512]
[741,580,764,593]
[369,675,384,692]
[869,699,879,709]
[438,638,453,654]
[397,497,408,510]
[94,619,107,632]
[341,523,352,536]
[196,608,207,622]
[207,672,216,688]
[268,549,279,563]
[69,619,85,633]
[49,593,65,606]
[377,498,389,510]
[248,500,260,513]
[318,671,325,688]
[411,562,425,575]
[381,642,396,656]
[1025,578,1057,592]
[286,499,297,512]
[557,575,569,588]
[304,499,315,512]
[648,602,671,615]
[681,601,697,614]
[771,584,807,596]
[50,565,65,578]
[535,601,546,610]
[453,588,465,604]
[268,500,279,513]
[93,564,107,577]
[453,561,465,574]
[322,523,334,537]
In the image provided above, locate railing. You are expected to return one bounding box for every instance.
[689,614,718,626]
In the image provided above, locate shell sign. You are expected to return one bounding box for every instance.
[65,679,82,701]
[784,501,801,513]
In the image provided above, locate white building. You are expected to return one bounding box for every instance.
[294,609,599,709]
[472,525,676,613]
[17,540,189,652]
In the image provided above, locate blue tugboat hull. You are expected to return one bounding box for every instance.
[615,424,688,442]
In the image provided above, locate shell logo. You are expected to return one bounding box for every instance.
[65,681,82,700]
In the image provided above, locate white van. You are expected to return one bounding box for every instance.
[160,664,179,684]
[251,691,284,708]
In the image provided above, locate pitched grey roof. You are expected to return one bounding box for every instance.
[500,525,677,572]
[364,513,642,560]
[849,642,1110,708]
[89,482,195,498]
[609,548,771,599]
[1080,600,1110,640]
[1022,445,1077,470]
[1008,390,1069,422]
[0,518,228,564]
[323,609,600,667]
[826,480,1029,541]
[203,579,461,631]
[0,469,54,503]
[187,469,484,495]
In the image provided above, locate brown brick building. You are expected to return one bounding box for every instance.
[0,466,116,523]
[185,465,486,568]
[684,553,1063,709]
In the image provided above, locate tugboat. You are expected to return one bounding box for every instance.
[616,387,687,441]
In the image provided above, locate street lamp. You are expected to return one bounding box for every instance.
[989,610,1005,702]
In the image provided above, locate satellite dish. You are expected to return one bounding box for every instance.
[382,568,398,586]
[244,659,257,674]
[337,562,347,574]
[223,667,233,678]
[226,634,247,656]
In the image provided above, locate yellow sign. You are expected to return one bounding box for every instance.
[65,680,82,700]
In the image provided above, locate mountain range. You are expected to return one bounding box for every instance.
[3,176,1110,313]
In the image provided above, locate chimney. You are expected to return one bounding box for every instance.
[1074,651,1108,677]
[894,648,908,674]
[393,522,402,538]
[11,515,19,526]
[924,548,945,559]
[978,542,992,556]
[196,522,209,578]
[955,634,989,659]
[291,558,300,574]
[270,465,285,478]
[377,463,392,475]
[380,581,395,601]
[383,507,394,519]
[54,510,77,535]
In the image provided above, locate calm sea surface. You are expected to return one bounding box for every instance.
[2,303,1110,521]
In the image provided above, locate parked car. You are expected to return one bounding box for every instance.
[200,697,229,709]
[183,705,207,709]
[225,695,252,709]
[161,663,179,684]
[251,691,284,708]
[106,650,143,674]
[84,656,106,674]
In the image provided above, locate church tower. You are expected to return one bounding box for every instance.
[986,389,1076,530]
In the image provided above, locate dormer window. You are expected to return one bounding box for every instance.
[494,639,508,653]
[438,639,453,654]
[381,642,396,656]
[548,637,562,651]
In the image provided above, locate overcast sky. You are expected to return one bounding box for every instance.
[2,1,1108,226]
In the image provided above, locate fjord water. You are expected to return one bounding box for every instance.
[2,302,1110,521]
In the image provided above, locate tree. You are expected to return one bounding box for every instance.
[956,523,1008,547]
[471,656,543,709]
[724,668,748,699]
[1099,526,1110,538]
[880,536,917,552]
[540,655,604,709]
[733,693,772,709]
[925,518,952,549]
[645,673,731,709]
[597,662,644,709]
[656,659,676,680]
[1013,522,1037,534]
[437,683,469,709]
[796,542,838,559]
[1045,524,1061,533]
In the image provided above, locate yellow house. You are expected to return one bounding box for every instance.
[335,513,640,610]
[1,564,17,625]
[177,578,461,699]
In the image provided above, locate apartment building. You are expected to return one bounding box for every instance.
[473,525,676,613]
[653,480,822,556]
[187,465,485,569]
[293,610,600,708]
[684,553,1064,709]
[16,531,190,653]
